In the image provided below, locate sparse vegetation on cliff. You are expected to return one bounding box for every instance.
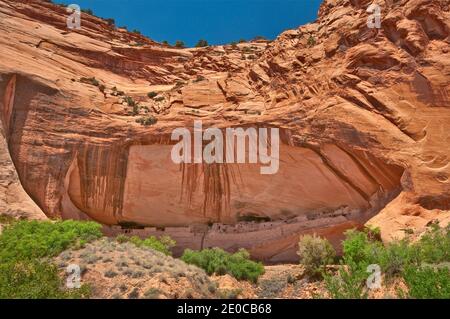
[195,39,209,48]
[147,91,158,99]
[174,40,185,48]
[81,8,93,15]
[136,115,158,126]
[124,96,138,115]
[111,86,124,96]
[80,77,100,87]
[307,35,316,46]
[124,96,135,106]
[105,18,115,26]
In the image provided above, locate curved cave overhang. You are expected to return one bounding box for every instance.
[58,127,404,262]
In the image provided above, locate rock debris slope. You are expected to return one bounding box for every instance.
[0,0,449,261]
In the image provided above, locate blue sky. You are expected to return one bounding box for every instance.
[55,0,322,47]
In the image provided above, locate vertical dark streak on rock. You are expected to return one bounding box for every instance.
[77,142,129,219]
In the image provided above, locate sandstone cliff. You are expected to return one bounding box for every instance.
[0,126,45,221]
[0,0,449,261]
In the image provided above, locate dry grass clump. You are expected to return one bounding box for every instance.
[54,238,216,299]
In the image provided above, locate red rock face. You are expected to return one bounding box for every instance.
[0,0,449,261]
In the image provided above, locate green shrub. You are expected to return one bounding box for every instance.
[124,96,136,107]
[136,115,157,126]
[343,228,423,277]
[116,234,128,244]
[324,225,450,299]
[0,259,91,299]
[378,239,418,278]
[324,229,384,298]
[0,214,16,225]
[181,248,264,283]
[111,87,124,96]
[401,266,450,299]
[341,229,385,266]
[105,18,115,26]
[195,39,209,47]
[0,220,102,262]
[80,77,99,86]
[342,226,449,278]
[116,235,175,256]
[0,220,99,299]
[132,104,139,116]
[174,40,185,48]
[307,35,316,46]
[324,258,369,299]
[143,236,175,255]
[325,227,396,298]
[297,234,336,278]
[365,226,381,241]
[147,91,158,99]
[415,224,450,263]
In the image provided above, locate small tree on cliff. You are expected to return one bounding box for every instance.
[174,40,185,48]
[307,34,316,46]
[81,8,93,15]
[195,39,209,47]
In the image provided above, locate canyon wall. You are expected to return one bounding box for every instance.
[0,0,449,261]
[0,125,45,221]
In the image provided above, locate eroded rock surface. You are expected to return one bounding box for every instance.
[0,0,449,261]
[0,125,45,220]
